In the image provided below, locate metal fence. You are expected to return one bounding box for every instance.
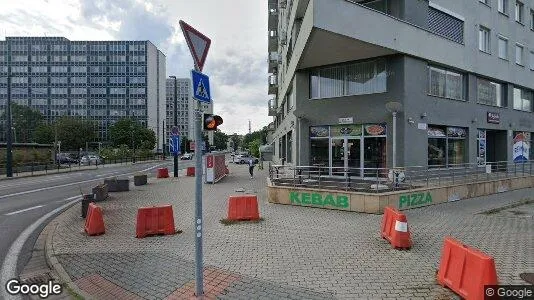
[268,161,534,193]
[0,154,164,177]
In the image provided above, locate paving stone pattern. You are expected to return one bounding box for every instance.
[51,158,534,299]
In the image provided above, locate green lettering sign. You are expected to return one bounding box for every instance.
[301,193,311,204]
[336,195,349,208]
[290,192,300,204]
[399,192,433,208]
[311,193,323,205]
[323,194,335,207]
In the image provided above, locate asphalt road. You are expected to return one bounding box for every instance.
[0,158,196,284]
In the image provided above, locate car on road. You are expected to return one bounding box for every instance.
[180,153,193,160]
[236,155,259,164]
[80,155,103,165]
[56,153,78,164]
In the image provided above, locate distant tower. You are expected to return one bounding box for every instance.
[248,120,251,134]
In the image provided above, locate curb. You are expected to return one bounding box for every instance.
[0,167,97,181]
[478,198,534,215]
[44,205,93,300]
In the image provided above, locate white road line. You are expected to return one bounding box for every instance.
[0,198,78,300]
[0,163,167,200]
[4,205,44,216]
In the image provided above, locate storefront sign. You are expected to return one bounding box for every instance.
[331,124,362,136]
[364,124,386,136]
[487,112,500,124]
[446,127,467,138]
[513,132,530,162]
[338,117,353,124]
[398,192,432,208]
[417,123,427,130]
[289,191,349,208]
[310,126,329,137]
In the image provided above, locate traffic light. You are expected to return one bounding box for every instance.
[203,114,223,131]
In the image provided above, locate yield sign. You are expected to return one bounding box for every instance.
[179,20,211,72]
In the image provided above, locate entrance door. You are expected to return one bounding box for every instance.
[331,138,345,176]
[347,138,361,177]
[330,137,361,177]
[364,137,387,177]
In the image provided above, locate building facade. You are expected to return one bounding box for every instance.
[166,77,213,151]
[268,0,534,174]
[0,36,166,151]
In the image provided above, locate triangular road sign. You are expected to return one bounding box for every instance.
[179,20,211,72]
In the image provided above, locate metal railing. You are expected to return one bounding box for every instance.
[0,154,164,177]
[268,160,534,193]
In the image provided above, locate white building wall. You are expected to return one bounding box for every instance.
[146,42,159,151]
[157,50,166,151]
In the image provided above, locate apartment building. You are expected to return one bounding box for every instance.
[268,0,534,175]
[0,36,166,151]
[166,77,213,149]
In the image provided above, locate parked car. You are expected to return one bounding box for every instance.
[80,155,103,165]
[236,155,259,164]
[56,153,78,164]
[180,153,193,160]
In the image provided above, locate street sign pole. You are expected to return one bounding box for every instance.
[180,20,211,298]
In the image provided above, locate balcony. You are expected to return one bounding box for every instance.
[268,30,278,52]
[268,75,278,95]
[268,99,277,116]
[268,52,279,73]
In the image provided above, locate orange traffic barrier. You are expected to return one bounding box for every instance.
[84,202,105,236]
[380,206,412,249]
[227,195,260,221]
[136,205,176,238]
[186,167,195,176]
[437,237,498,300]
[157,168,169,178]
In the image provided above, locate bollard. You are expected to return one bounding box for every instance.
[81,193,94,218]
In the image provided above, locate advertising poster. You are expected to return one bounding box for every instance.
[364,124,386,136]
[513,132,531,162]
[331,124,362,136]
[310,126,329,138]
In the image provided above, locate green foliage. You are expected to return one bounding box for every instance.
[54,117,97,150]
[34,124,55,144]
[243,128,267,147]
[230,134,242,152]
[213,130,228,150]
[10,103,44,143]
[108,118,156,150]
[247,139,261,157]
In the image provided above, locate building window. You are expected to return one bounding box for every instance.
[11,77,28,84]
[428,126,467,167]
[531,9,534,30]
[362,0,387,13]
[478,26,491,53]
[12,55,28,62]
[428,66,465,100]
[530,51,534,70]
[498,0,509,14]
[286,131,293,163]
[513,87,533,111]
[498,36,508,59]
[477,78,504,107]
[309,59,386,99]
[516,44,524,65]
[50,77,68,84]
[31,88,47,95]
[515,1,524,23]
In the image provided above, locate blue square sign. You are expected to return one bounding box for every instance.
[191,70,211,103]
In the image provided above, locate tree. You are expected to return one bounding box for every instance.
[2,103,44,143]
[108,118,156,150]
[33,124,55,144]
[54,117,97,150]
[248,139,261,157]
[230,134,241,152]
[213,130,228,150]
[180,136,190,154]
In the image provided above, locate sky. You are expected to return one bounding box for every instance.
[0,0,270,135]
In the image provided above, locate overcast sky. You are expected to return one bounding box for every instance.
[0,0,270,135]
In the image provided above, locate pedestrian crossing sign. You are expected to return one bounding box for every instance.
[191,70,211,103]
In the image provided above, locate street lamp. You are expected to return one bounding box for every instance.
[169,75,178,177]
[385,101,403,168]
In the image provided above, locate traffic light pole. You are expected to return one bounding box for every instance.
[194,82,204,297]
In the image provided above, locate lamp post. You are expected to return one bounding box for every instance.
[169,75,178,177]
[385,101,403,168]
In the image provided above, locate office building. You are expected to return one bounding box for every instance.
[268,0,534,174]
[0,36,166,151]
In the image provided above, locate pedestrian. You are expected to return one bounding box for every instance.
[248,158,255,178]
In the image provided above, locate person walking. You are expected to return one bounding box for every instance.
[248,158,255,179]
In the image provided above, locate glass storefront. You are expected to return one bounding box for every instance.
[309,124,386,177]
[427,125,467,167]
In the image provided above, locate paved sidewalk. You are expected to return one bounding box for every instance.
[46,161,534,299]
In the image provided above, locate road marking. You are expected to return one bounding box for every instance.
[4,205,44,216]
[0,198,79,300]
[0,163,167,200]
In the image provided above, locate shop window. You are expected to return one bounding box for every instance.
[428,126,467,167]
[287,131,292,163]
[512,131,531,162]
[477,129,486,165]
[310,138,329,167]
[513,87,533,111]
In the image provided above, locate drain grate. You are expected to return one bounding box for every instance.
[520,273,534,285]
[20,272,54,285]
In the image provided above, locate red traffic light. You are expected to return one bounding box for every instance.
[203,114,223,131]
